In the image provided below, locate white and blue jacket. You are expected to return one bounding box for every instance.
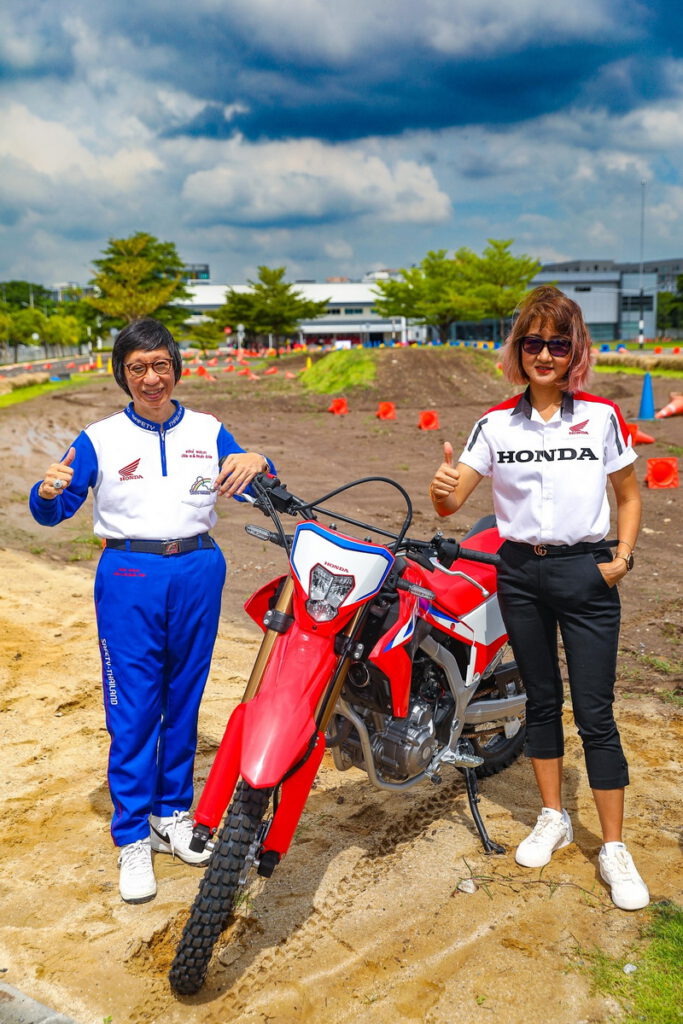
[29,401,273,539]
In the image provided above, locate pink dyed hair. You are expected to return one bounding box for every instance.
[500,285,594,392]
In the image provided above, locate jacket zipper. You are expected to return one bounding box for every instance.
[159,427,168,477]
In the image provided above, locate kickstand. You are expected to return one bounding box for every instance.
[461,767,505,855]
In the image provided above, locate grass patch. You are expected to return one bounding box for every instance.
[665,445,683,457]
[639,653,683,676]
[580,902,683,1024]
[657,688,683,708]
[593,363,683,379]
[300,348,376,394]
[0,374,99,408]
[68,534,103,561]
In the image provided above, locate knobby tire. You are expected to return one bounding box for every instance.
[169,780,271,996]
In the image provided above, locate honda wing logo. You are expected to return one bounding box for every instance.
[119,458,143,481]
[569,419,590,436]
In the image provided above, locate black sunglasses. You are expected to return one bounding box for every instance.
[520,335,572,358]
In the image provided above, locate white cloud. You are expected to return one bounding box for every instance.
[324,239,354,260]
[0,103,162,190]
[181,137,451,225]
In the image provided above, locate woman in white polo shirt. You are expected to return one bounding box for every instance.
[429,285,648,911]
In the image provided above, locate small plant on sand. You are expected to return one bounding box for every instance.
[576,902,683,1024]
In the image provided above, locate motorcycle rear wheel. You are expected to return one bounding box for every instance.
[169,780,271,995]
[469,661,526,778]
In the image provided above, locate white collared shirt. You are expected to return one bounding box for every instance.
[459,389,637,546]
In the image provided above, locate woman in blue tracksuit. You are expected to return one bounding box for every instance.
[30,318,274,904]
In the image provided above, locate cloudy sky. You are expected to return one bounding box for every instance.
[2,0,683,288]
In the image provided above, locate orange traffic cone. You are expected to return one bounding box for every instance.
[264,366,279,375]
[207,357,218,366]
[655,395,683,419]
[376,401,396,420]
[223,364,235,372]
[328,397,349,415]
[285,370,298,379]
[645,458,679,488]
[626,423,655,444]
[418,410,440,430]
[181,367,191,376]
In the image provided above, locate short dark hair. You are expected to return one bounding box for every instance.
[112,318,183,396]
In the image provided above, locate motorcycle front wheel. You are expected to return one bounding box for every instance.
[169,780,271,996]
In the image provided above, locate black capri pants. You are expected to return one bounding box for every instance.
[496,541,629,790]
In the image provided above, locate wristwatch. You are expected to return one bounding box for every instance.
[615,552,634,571]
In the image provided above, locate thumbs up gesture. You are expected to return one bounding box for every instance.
[429,441,460,509]
[38,447,76,500]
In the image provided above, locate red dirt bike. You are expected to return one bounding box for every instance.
[169,475,526,995]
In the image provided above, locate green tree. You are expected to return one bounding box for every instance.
[461,239,540,339]
[217,267,329,353]
[657,280,683,335]
[9,308,49,360]
[0,310,12,362]
[56,287,106,350]
[184,318,225,357]
[86,232,191,328]
[44,313,84,354]
[373,249,484,343]
[0,280,55,315]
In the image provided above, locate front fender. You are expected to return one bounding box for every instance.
[240,624,339,788]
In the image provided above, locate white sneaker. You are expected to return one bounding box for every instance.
[118,837,156,904]
[599,843,650,910]
[149,810,212,866]
[515,807,573,868]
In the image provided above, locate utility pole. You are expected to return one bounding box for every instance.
[638,179,646,349]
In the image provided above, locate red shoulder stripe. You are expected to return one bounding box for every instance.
[484,394,523,416]
[573,391,631,445]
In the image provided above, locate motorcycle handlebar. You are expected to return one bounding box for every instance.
[249,476,501,568]
[405,536,501,570]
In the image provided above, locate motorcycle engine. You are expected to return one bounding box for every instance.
[334,699,438,780]
[370,699,438,779]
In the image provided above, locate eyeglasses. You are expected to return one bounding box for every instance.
[124,359,174,378]
[520,335,572,358]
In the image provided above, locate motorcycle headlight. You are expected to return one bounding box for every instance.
[306,564,354,622]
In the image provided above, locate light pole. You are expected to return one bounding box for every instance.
[638,179,646,349]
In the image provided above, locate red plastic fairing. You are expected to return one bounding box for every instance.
[193,703,246,831]
[239,624,340,788]
[244,574,288,631]
[368,583,420,717]
[261,731,326,857]
[424,527,502,619]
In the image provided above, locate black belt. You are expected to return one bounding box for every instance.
[505,539,616,558]
[104,533,216,556]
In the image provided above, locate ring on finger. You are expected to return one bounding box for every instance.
[53,479,65,490]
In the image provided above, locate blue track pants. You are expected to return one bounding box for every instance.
[94,544,226,845]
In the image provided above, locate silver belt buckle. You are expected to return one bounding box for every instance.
[533,544,548,557]
[162,540,180,556]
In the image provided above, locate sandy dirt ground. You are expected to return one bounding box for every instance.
[0,349,681,1024]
